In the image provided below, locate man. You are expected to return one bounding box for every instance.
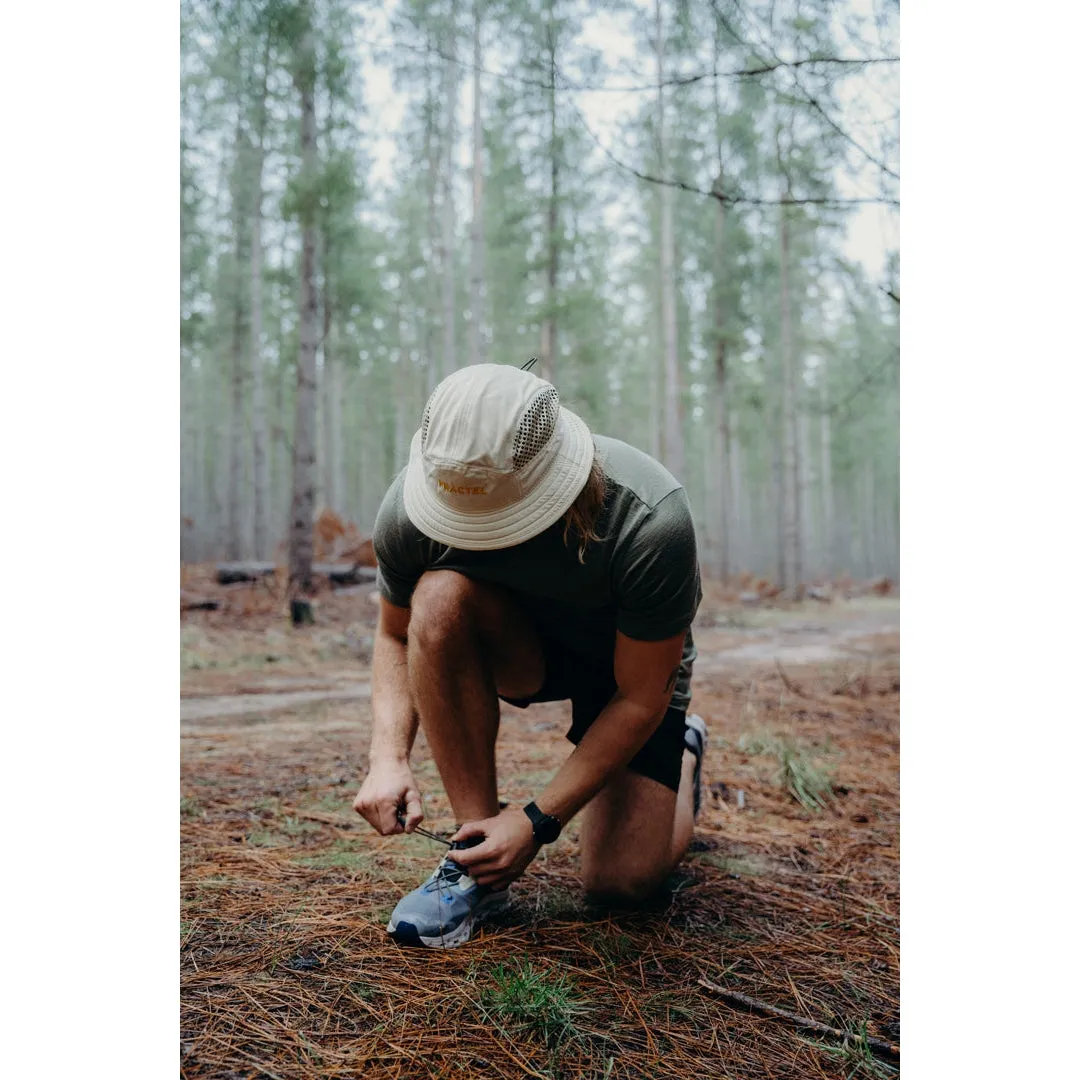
[353,362,707,948]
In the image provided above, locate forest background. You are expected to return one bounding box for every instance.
[179,0,900,588]
[6,2,1079,1078]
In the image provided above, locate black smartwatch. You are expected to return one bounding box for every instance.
[523,801,562,845]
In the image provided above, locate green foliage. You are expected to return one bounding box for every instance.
[247,815,322,847]
[476,959,588,1048]
[738,730,835,812]
[181,0,899,578]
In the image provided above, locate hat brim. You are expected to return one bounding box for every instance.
[402,407,595,551]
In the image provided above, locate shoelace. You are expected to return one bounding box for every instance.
[396,812,451,846]
[423,857,469,893]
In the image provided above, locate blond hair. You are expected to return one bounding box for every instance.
[561,454,607,562]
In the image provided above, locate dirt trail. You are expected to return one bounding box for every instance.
[181,595,900,1078]
[181,683,371,723]
[180,599,897,722]
[694,605,899,675]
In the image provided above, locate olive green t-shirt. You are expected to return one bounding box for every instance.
[372,434,701,712]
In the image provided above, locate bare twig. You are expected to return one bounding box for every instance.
[697,978,900,1060]
[378,34,896,94]
[820,353,898,417]
[775,660,814,699]
[725,0,899,181]
[572,102,898,208]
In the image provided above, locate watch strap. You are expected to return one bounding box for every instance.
[523,801,562,844]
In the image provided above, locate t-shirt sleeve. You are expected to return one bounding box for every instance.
[372,472,429,608]
[613,488,702,642]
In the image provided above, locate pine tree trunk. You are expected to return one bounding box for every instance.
[863,458,876,578]
[320,242,340,512]
[289,24,318,593]
[649,343,661,461]
[213,352,229,560]
[798,400,813,579]
[192,361,207,559]
[274,323,289,557]
[468,1,486,368]
[819,360,834,578]
[778,193,801,587]
[250,37,271,560]
[656,0,683,479]
[227,120,248,562]
[772,418,785,585]
[394,301,410,470]
[730,429,744,573]
[181,358,196,562]
[712,179,730,581]
[539,2,558,384]
[710,21,730,579]
[440,9,458,380]
[424,29,441,394]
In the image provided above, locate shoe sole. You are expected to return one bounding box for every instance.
[386,889,512,949]
[686,713,709,818]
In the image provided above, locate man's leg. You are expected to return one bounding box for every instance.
[407,570,545,824]
[578,746,698,905]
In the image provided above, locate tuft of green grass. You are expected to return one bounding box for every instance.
[248,815,323,848]
[693,852,772,877]
[348,980,378,1001]
[643,989,701,1026]
[535,887,584,922]
[180,796,202,818]
[295,848,373,872]
[593,931,637,967]
[371,904,395,925]
[808,1021,899,1078]
[738,730,835,812]
[777,741,834,812]
[478,959,587,1048]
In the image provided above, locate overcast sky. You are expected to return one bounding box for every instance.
[354,0,899,280]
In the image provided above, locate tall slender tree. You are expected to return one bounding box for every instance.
[287,2,319,591]
[250,24,273,559]
[440,1,459,378]
[467,0,487,367]
[654,0,684,481]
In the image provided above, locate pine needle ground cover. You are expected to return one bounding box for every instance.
[181,588,899,1079]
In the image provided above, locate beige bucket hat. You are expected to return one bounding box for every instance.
[402,363,595,551]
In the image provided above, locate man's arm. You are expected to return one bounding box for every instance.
[532,629,686,823]
[451,629,685,887]
[353,598,425,835]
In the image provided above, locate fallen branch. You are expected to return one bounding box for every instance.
[181,592,221,612]
[215,562,377,587]
[697,977,899,1060]
[290,809,355,828]
[775,660,821,702]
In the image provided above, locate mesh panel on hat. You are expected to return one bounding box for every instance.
[512,387,559,470]
[420,398,434,448]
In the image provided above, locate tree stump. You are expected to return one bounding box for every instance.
[290,599,314,627]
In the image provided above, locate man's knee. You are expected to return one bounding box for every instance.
[409,571,480,649]
[581,866,666,908]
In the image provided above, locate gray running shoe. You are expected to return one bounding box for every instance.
[387,839,510,949]
[684,713,709,819]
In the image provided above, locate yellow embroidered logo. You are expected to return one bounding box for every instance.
[437,479,487,495]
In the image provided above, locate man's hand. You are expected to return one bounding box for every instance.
[353,761,423,835]
[450,807,539,889]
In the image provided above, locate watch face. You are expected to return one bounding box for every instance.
[537,815,561,845]
[525,803,561,845]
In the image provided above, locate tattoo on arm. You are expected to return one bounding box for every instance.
[664,666,679,695]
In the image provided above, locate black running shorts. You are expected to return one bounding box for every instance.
[500,633,687,794]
